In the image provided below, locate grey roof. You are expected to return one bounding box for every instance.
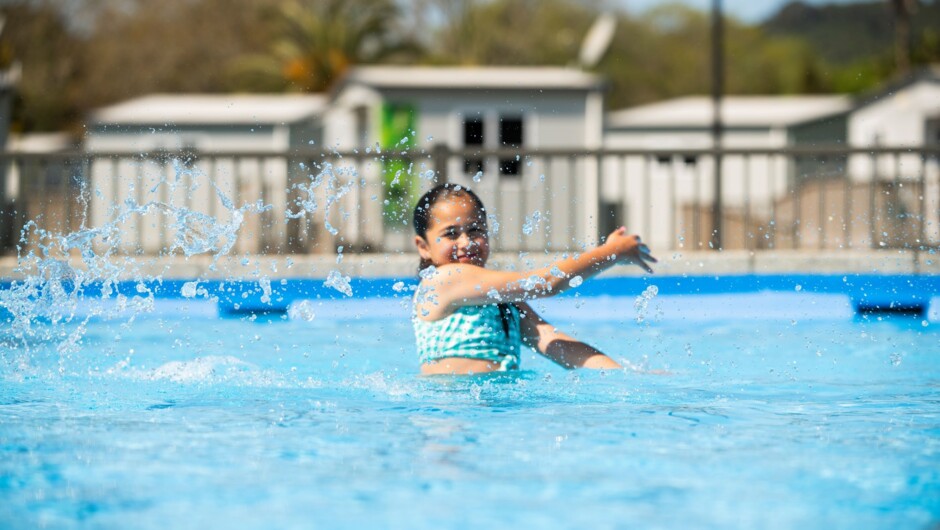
[91,94,328,125]
[607,95,851,130]
[852,64,940,110]
[334,66,605,92]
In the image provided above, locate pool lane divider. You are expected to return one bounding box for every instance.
[1,274,938,320]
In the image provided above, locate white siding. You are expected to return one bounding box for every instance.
[848,81,940,181]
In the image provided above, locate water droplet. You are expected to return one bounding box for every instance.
[522,210,542,235]
[288,300,317,322]
[324,270,353,297]
[633,285,658,323]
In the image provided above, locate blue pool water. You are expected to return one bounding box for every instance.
[1,283,939,529]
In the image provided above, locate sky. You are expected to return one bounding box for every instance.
[617,0,873,23]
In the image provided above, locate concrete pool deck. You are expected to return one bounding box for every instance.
[1,250,938,280]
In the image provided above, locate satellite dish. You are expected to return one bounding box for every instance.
[579,13,616,69]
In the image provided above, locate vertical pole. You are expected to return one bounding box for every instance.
[744,154,751,250]
[818,164,827,250]
[432,144,449,185]
[596,152,604,245]
[669,157,677,251]
[711,0,724,250]
[918,154,926,250]
[643,156,651,245]
[843,160,851,248]
[693,156,701,248]
[869,152,877,249]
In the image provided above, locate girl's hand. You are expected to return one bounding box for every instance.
[603,227,657,273]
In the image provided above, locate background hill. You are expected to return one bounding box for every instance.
[763,0,940,65]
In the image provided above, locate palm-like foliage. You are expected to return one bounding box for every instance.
[232,0,421,92]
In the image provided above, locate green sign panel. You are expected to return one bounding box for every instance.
[381,103,417,227]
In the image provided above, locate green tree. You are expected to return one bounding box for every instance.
[0,1,83,132]
[596,4,837,109]
[230,0,422,93]
[424,0,596,66]
[78,0,275,109]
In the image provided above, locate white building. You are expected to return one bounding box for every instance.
[845,66,940,247]
[324,66,607,250]
[847,66,940,178]
[604,95,851,249]
[81,69,608,255]
[85,94,327,254]
[76,68,939,255]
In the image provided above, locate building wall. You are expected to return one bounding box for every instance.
[325,86,601,251]
[602,127,791,249]
[848,81,940,180]
[402,89,595,249]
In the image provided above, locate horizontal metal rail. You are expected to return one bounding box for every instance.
[1,145,939,160]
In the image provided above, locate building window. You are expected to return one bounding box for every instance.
[683,155,697,166]
[463,117,484,175]
[499,116,523,176]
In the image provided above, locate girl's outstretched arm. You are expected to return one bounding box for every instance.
[516,303,621,370]
[420,228,656,315]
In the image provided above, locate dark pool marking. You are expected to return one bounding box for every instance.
[856,304,926,317]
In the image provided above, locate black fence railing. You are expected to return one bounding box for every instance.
[1,146,938,258]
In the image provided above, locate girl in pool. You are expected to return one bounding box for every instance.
[412,183,656,375]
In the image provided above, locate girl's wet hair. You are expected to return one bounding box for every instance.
[412,183,486,240]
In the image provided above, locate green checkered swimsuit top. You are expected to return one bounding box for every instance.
[414,303,521,371]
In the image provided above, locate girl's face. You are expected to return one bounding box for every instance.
[415,194,489,268]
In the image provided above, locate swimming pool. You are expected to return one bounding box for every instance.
[1,280,938,529]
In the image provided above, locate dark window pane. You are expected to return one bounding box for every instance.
[464,117,484,174]
[499,158,520,176]
[464,118,484,146]
[499,116,522,176]
[500,117,523,147]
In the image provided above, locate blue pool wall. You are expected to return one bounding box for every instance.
[2,274,938,317]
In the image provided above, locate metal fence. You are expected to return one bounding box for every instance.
[1,145,938,258]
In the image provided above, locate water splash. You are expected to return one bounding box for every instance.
[522,210,543,235]
[286,160,356,237]
[324,270,353,297]
[0,159,269,357]
[634,285,659,323]
[288,300,317,322]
